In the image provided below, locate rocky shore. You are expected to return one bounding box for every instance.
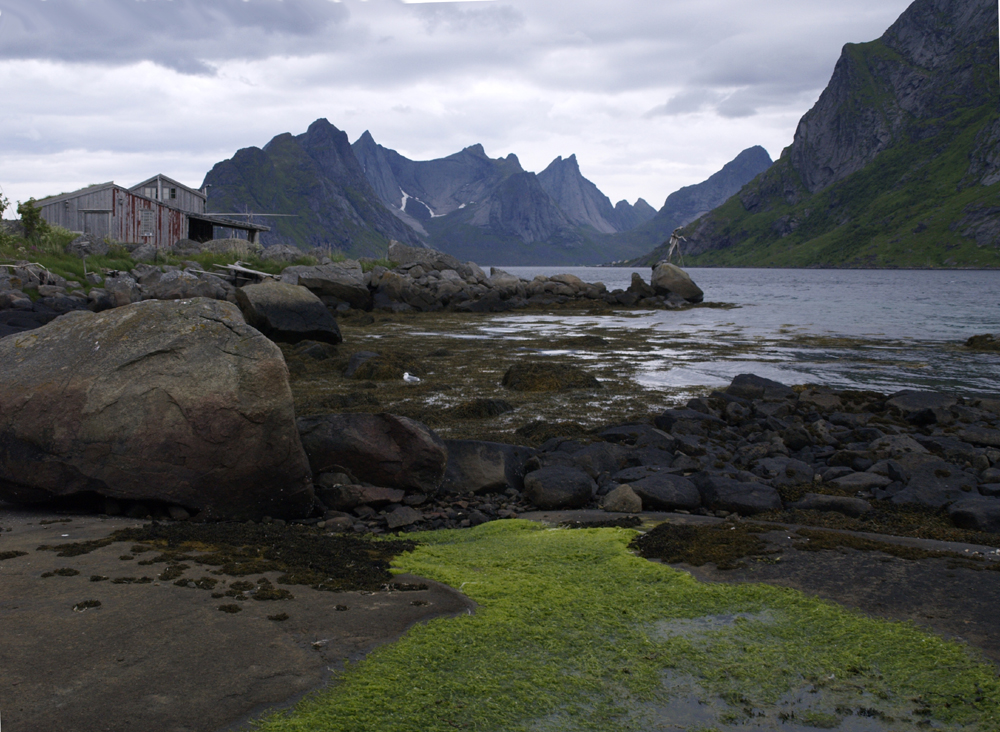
[0,239,704,340]
[0,235,998,539]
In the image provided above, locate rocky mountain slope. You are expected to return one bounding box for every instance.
[536,154,656,234]
[672,0,1000,268]
[353,134,659,264]
[615,147,773,264]
[202,119,422,258]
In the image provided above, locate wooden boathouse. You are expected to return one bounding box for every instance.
[34,174,268,248]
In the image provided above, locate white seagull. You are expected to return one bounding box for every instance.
[403,372,421,384]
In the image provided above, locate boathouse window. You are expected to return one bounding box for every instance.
[170,187,177,199]
[141,209,155,236]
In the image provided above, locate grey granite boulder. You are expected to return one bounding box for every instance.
[650,262,703,303]
[282,261,371,310]
[297,413,448,494]
[235,280,342,345]
[0,298,314,520]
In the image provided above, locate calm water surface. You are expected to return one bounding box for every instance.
[490,267,1000,396]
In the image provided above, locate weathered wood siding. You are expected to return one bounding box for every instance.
[114,189,188,248]
[38,185,115,234]
[130,176,205,214]
[38,185,188,248]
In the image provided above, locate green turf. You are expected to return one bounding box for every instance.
[251,521,1000,731]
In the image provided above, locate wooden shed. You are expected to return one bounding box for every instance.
[35,175,268,248]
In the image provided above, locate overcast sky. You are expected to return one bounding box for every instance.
[0,0,914,218]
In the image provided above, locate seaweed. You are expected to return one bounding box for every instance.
[630,521,776,570]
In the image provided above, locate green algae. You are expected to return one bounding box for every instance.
[251,521,1000,732]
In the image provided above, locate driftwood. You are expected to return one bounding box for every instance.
[212,262,280,280]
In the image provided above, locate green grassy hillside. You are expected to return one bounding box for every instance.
[683,106,1000,268]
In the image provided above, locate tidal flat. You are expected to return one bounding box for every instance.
[283,304,992,445]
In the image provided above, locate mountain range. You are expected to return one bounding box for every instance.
[648,0,1000,268]
[203,121,769,265]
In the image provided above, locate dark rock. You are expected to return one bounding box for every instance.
[913,434,983,465]
[789,493,871,517]
[627,473,700,511]
[753,457,815,488]
[540,441,629,479]
[697,476,783,515]
[0,299,314,520]
[235,280,342,345]
[385,505,424,530]
[889,453,978,508]
[599,424,678,452]
[317,484,404,511]
[440,440,535,495]
[344,351,380,377]
[781,427,813,451]
[297,413,448,494]
[654,408,725,433]
[829,472,893,491]
[947,497,1000,533]
[523,466,596,509]
[501,362,601,392]
[885,390,957,425]
[979,484,1000,497]
[958,427,1000,449]
[726,373,796,401]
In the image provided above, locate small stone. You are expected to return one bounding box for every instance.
[601,484,642,513]
[385,506,423,530]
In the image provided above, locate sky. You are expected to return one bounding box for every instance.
[0,0,915,218]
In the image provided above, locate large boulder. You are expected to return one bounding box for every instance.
[142,270,229,301]
[523,466,595,509]
[235,280,342,345]
[650,263,703,303]
[261,244,305,263]
[697,476,783,515]
[0,299,314,520]
[948,496,1000,533]
[627,472,701,511]
[387,241,463,272]
[439,440,535,495]
[282,261,372,310]
[296,413,448,493]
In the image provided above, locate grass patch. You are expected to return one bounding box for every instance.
[251,521,1000,731]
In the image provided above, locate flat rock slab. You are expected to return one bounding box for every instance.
[0,506,474,732]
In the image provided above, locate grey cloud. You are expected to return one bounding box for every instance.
[413,3,525,34]
[0,0,351,73]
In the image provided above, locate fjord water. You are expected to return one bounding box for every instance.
[497,267,1000,395]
